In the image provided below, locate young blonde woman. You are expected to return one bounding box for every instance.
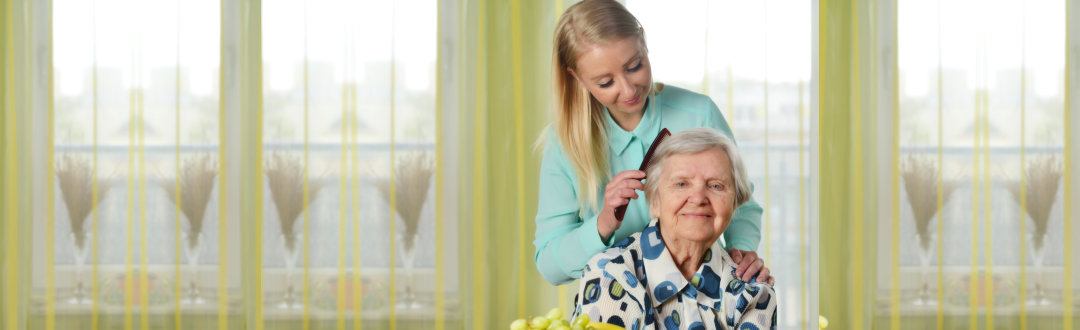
[534,0,772,286]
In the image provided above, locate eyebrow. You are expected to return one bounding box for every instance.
[588,52,642,81]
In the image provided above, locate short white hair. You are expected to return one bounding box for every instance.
[643,127,751,211]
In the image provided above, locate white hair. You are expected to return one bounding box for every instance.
[643,127,751,211]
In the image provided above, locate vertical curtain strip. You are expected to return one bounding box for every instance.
[799,80,809,329]
[2,0,19,327]
[46,0,56,327]
[934,1,944,326]
[301,0,312,327]
[889,0,900,326]
[337,21,348,330]
[388,1,398,328]
[138,34,149,330]
[125,27,136,328]
[1019,2,1028,324]
[173,0,184,326]
[510,0,527,319]
[850,0,865,327]
[1065,2,1075,328]
[981,32,993,328]
[90,0,101,326]
[349,30,361,330]
[217,0,229,325]
[968,21,980,327]
[237,0,265,327]
[434,0,446,327]
[471,0,487,328]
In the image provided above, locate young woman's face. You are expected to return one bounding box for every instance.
[570,35,653,118]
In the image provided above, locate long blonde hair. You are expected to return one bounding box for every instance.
[551,0,646,212]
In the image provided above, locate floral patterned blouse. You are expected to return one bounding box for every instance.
[571,220,777,330]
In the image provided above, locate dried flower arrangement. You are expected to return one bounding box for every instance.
[266,153,324,252]
[1006,155,1063,251]
[57,155,112,249]
[375,151,434,251]
[901,155,958,251]
[161,154,217,249]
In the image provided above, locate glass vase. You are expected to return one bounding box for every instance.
[913,232,937,306]
[1027,231,1050,305]
[396,232,422,310]
[68,232,92,304]
[182,231,205,304]
[277,232,302,309]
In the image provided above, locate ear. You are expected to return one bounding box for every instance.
[567,67,585,86]
[648,192,660,219]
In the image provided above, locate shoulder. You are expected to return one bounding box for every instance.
[582,232,646,288]
[580,232,647,307]
[655,84,721,124]
[539,126,572,168]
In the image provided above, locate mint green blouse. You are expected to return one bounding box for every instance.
[533,84,763,285]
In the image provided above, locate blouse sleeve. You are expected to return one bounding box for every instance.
[533,132,616,285]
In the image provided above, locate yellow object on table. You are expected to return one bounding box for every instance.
[819,315,829,328]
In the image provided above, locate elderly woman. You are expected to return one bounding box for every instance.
[571,128,777,330]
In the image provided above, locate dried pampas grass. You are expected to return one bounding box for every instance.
[57,155,111,248]
[901,155,958,250]
[161,154,217,249]
[1006,155,1062,251]
[266,153,324,251]
[375,152,434,251]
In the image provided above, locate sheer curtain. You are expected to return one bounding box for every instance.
[820,0,1078,328]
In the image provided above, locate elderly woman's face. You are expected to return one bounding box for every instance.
[651,148,735,243]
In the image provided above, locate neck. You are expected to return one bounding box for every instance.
[609,109,643,132]
[659,229,712,281]
[608,98,649,132]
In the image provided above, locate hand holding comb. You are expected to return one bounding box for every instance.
[613,128,671,221]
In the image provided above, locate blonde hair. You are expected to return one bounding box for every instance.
[643,128,752,215]
[551,0,646,212]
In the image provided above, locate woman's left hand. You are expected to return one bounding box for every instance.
[728,248,774,286]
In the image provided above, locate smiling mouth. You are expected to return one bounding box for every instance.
[623,93,641,105]
[681,213,713,219]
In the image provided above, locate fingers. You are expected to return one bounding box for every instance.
[734,250,758,278]
[612,170,646,181]
[758,267,771,284]
[741,259,764,282]
[728,249,744,264]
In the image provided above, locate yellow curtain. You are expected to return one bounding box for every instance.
[455,0,565,328]
[820,0,1078,328]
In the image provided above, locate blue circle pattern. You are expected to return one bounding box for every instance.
[623,271,639,288]
[663,310,680,329]
[695,266,723,298]
[640,225,665,260]
[653,281,678,303]
[582,278,602,305]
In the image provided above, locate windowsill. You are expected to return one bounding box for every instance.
[874,266,1078,316]
[33,266,459,321]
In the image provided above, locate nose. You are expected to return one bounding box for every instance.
[618,77,635,100]
[687,185,708,205]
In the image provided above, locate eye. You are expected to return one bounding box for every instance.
[599,80,613,88]
[710,183,723,190]
[627,61,642,72]
[674,181,687,188]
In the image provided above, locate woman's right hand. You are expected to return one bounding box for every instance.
[597,170,646,242]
